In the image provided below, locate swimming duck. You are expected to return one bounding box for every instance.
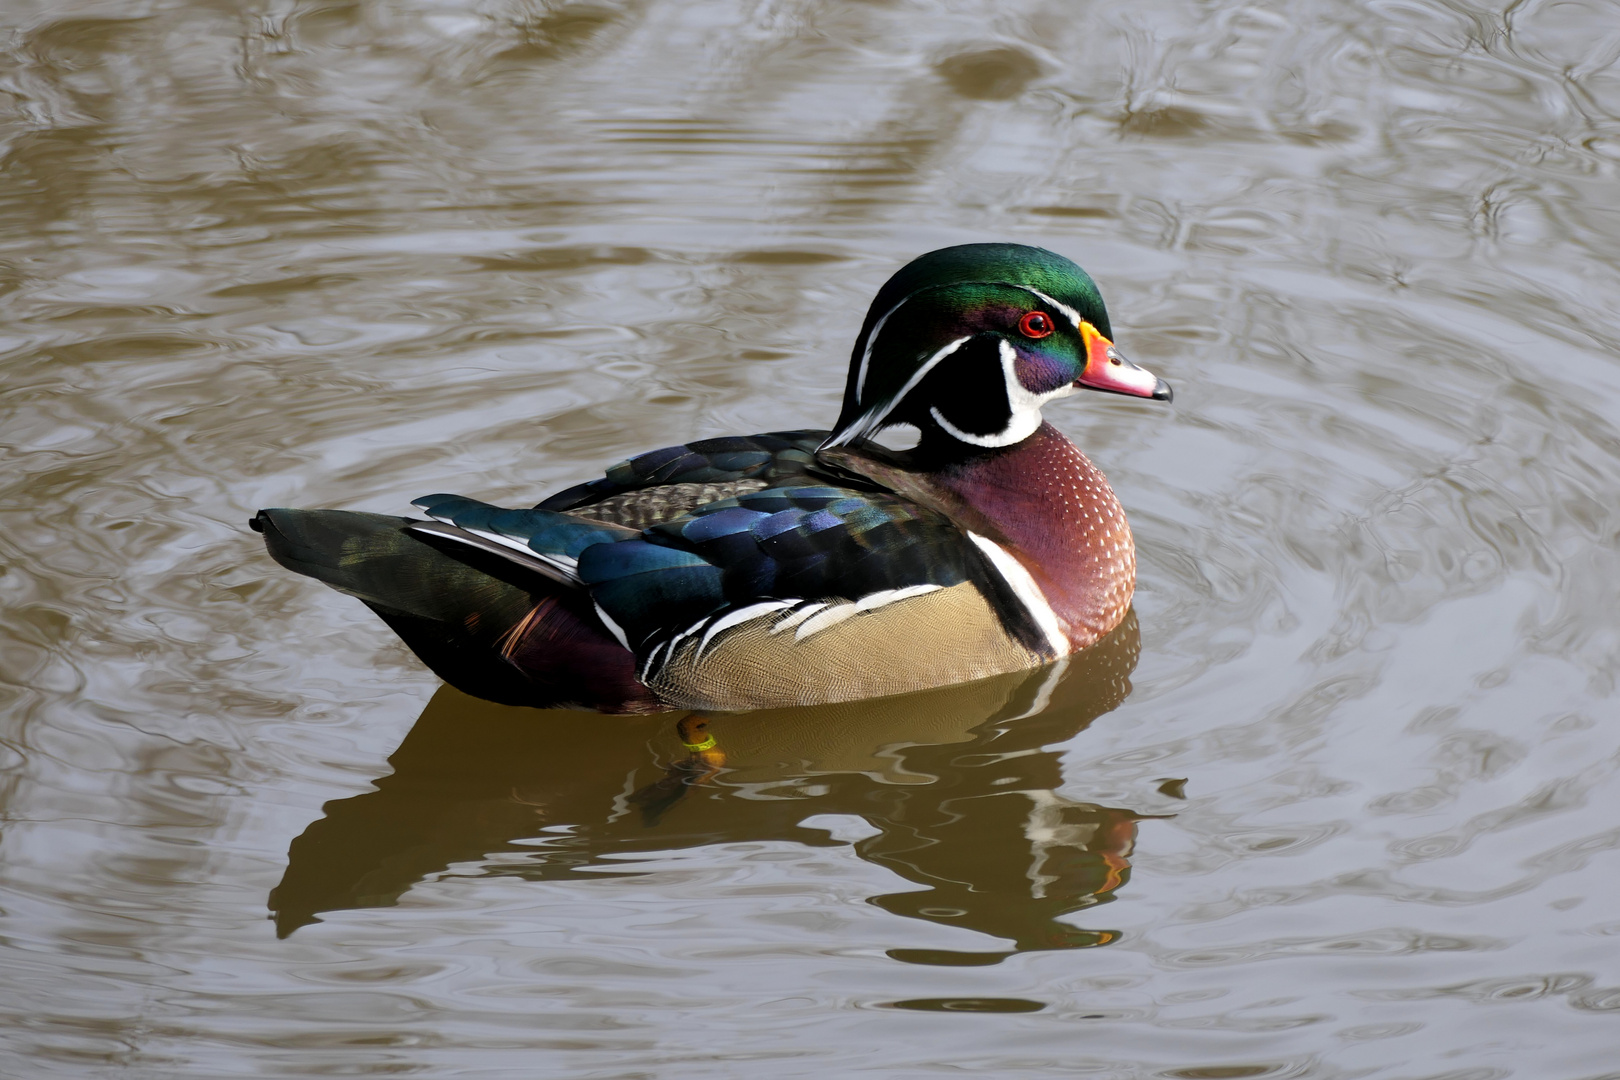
[253,243,1171,713]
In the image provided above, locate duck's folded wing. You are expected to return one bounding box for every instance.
[577,484,1053,703]
[534,429,828,529]
[409,494,636,585]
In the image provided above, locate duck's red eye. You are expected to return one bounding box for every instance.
[1019,311,1054,339]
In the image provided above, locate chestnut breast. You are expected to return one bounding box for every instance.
[933,423,1136,651]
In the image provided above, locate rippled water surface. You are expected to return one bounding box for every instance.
[5,0,1620,1076]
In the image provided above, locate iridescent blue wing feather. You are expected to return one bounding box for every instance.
[578,483,983,660]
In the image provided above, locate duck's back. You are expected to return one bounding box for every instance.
[537,429,825,528]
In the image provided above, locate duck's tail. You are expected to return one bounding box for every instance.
[251,509,662,713]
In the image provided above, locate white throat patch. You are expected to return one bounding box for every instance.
[930,339,1070,448]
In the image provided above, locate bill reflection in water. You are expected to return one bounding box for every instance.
[272,614,1163,965]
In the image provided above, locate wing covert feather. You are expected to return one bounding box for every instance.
[578,483,983,652]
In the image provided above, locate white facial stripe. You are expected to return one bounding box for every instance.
[967,532,1069,657]
[824,334,972,448]
[929,405,999,446]
[833,283,1093,451]
[1019,286,1086,333]
[854,296,909,403]
[859,283,1088,402]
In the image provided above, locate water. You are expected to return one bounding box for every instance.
[3,0,1619,1075]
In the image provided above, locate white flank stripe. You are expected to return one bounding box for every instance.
[663,621,705,660]
[794,603,860,641]
[695,600,797,657]
[593,603,632,651]
[639,638,670,681]
[770,602,827,634]
[853,583,942,611]
[966,532,1070,657]
[765,587,947,642]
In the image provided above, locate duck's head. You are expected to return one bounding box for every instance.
[821,244,1171,457]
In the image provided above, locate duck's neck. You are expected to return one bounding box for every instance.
[929,422,1136,652]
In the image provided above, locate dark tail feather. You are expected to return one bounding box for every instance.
[252,509,661,713]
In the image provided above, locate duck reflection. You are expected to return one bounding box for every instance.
[272,613,1155,964]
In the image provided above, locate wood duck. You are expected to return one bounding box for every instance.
[253,243,1172,713]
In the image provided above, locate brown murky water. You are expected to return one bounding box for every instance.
[4,0,1620,1076]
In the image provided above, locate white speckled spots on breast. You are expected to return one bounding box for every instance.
[1029,430,1136,649]
[940,423,1136,651]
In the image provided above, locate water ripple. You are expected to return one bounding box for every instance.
[4,0,1620,1076]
